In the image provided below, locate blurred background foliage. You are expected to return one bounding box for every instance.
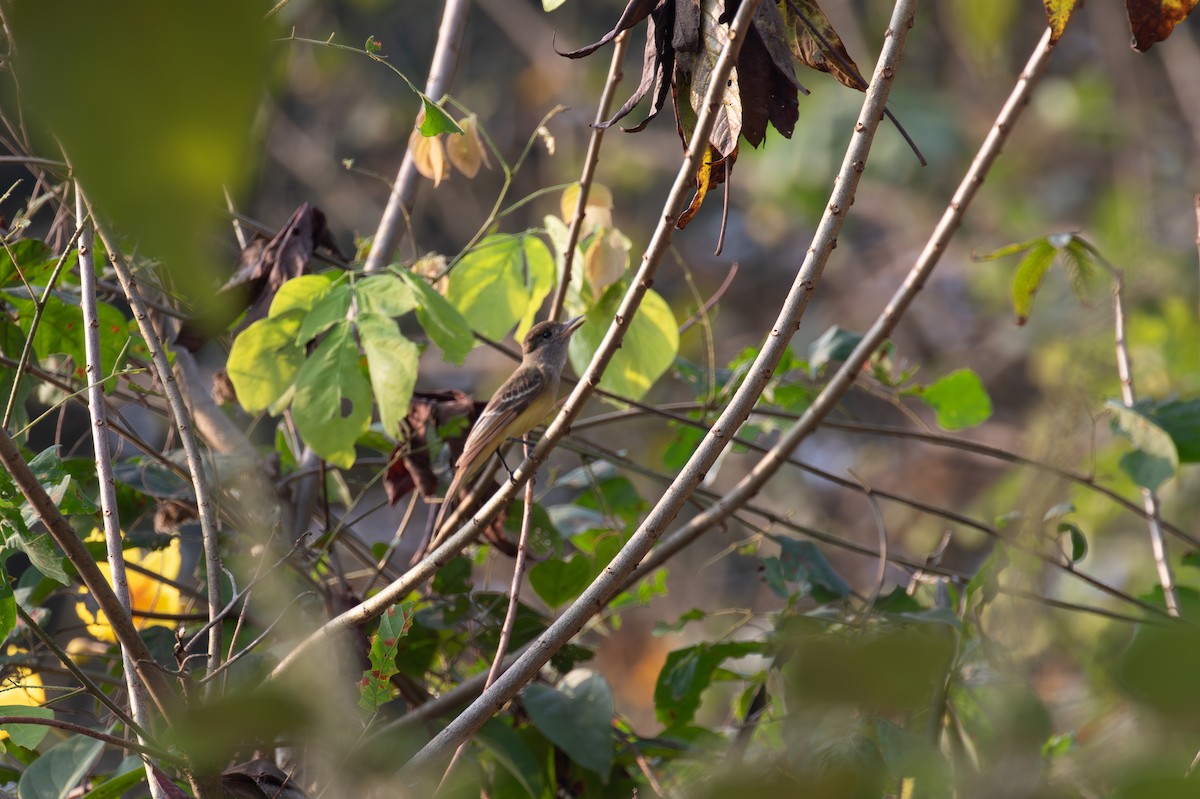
[2,0,1200,796]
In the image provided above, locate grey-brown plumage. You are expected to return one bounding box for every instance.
[431,316,585,543]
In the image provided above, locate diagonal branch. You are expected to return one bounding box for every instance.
[362,0,471,273]
[396,0,917,776]
[641,25,1059,594]
[269,0,770,683]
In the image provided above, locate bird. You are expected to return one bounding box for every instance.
[430,315,585,545]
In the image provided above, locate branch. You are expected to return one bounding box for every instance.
[75,189,158,734]
[362,0,471,273]
[84,193,227,680]
[547,31,630,321]
[396,0,915,775]
[0,427,176,711]
[636,25,1059,599]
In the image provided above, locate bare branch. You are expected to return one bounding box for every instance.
[83,193,227,681]
[362,0,471,273]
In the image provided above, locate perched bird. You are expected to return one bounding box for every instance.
[431,315,585,544]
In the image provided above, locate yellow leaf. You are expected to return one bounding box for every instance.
[446,114,490,178]
[409,127,448,187]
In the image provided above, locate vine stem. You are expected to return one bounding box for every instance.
[547,31,630,321]
[638,24,1059,592]
[75,188,166,797]
[362,0,470,273]
[396,0,914,777]
[269,0,767,683]
[82,193,226,684]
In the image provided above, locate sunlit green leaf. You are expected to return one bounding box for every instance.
[357,311,419,439]
[418,96,463,136]
[226,313,304,413]
[397,271,474,365]
[568,280,678,400]
[358,601,415,712]
[445,235,555,342]
[1010,240,1056,324]
[919,368,993,430]
[291,321,372,468]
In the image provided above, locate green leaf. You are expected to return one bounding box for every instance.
[1059,522,1087,563]
[17,733,104,799]
[654,642,763,726]
[291,321,373,469]
[765,538,851,601]
[445,235,555,341]
[972,237,1039,261]
[0,567,15,643]
[0,705,53,749]
[517,237,557,340]
[269,273,339,318]
[1116,623,1200,718]
[1132,397,1200,463]
[529,555,591,608]
[295,282,352,344]
[919,368,993,430]
[476,719,546,799]
[523,669,614,779]
[357,312,419,439]
[356,274,419,318]
[1107,400,1179,490]
[543,0,569,10]
[358,601,415,712]
[0,239,57,288]
[568,281,678,401]
[418,96,463,136]
[398,270,474,365]
[808,325,863,376]
[79,760,145,799]
[226,313,304,413]
[1010,240,1056,324]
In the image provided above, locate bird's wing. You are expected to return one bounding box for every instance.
[454,367,548,480]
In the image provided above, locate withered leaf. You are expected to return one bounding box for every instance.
[384,390,483,505]
[176,203,344,352]
[596,7,676,132]
[1043,0,1082,42]
[1126,0,1197,51]
[446,114,491,178]
[558,0,668,58]
[410,126,449,186]
[781,0,866,91]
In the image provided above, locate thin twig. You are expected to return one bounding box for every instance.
[2,222,84,429]
[14,603,148,739]
[84,194,227,682]
[0,717,177,762]
[397,0,909,774]
[363,0,471,273]
[547,31,630,321]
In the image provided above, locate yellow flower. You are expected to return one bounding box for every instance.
[76,536,183,643]
[0,658,46,741]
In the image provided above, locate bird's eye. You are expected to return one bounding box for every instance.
[541,329,553,339]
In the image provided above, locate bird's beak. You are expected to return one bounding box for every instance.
[563,315,586,335]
